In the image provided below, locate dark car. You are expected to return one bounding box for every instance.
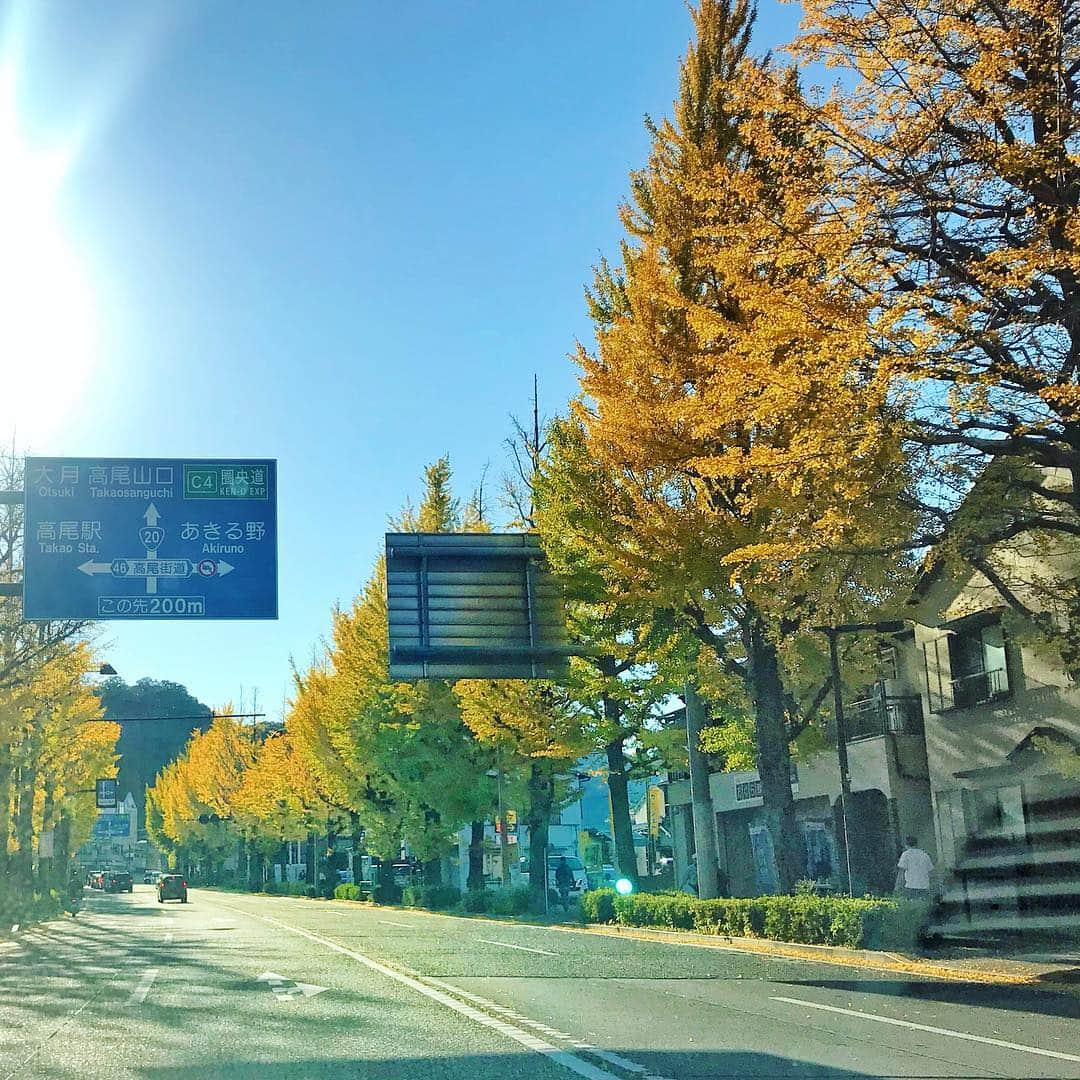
[106,870,133,893]
[157,874,188,903]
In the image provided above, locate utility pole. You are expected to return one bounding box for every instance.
[813,620,906,896]
[684,682,721,899]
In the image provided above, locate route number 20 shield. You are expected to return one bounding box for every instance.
[139,527,165,549]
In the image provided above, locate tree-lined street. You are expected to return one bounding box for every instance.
[3,890,1079,1080]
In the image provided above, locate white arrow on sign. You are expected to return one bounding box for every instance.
[143,503,161,527]
[257,971,327,1001]
[217,560,235,577]
[78,561,113,576]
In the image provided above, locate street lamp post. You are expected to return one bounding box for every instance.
[812,621,906,896]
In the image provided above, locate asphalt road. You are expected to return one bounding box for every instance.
[2,887,1078,1080]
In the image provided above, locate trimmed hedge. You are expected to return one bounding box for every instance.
[584,890,929,951]
[334,883,363,901]
[402,884,461,910]
[580,888,617,925]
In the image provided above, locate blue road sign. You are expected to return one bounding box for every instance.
[23,458,277,620]
[96,778,117,809]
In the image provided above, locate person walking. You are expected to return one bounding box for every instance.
[554,857,574,912]
[896,836,934,899]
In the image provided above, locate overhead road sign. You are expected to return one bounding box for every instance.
[385,532,574,680]
[23,458,277,621]
[96,778,117,809]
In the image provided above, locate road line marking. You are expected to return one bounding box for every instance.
[379,919,412,928]
[220,904,621,1080]
[124,968,158,1006]
[478,938,557,956]
[772,996,1080,1064]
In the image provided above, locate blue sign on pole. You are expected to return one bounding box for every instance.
[23,458,277,621]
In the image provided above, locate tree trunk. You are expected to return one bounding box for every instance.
[605,737,638,885]
[526,762,554,912]
[422,856,442,887]
[13,742,40,890]
[0,741,12,879]
[684,681,721,898]
[746,613,806,893]
[467,820,485,891]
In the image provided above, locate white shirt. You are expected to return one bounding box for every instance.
[897,847,933,890]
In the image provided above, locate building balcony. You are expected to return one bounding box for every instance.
[845,694,924,742]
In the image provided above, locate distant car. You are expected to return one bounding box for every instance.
[157,874,188,903]
[88,870,107,889]
[336,869,354,885]
[106,870,133,893]
[86,869,102,888]
[143,869,160,884]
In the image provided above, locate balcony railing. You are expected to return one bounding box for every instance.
[845,694,924,741]
[950,667,1009,710]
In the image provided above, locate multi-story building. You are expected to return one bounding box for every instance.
[664,560,1080,933]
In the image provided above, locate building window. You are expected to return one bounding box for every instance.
[922,620,1010,712]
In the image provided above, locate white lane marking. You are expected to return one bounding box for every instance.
[772,996,1080,1064]
[378,919,412,928]
[220,904,621,1080]
[124,968,158,1006]
[478,938,557,956]
[426,978,675,1080]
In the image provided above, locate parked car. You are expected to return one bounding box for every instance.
[106,870,133,893]
[157,874,188,903]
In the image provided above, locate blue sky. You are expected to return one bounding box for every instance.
[2,1,803,716]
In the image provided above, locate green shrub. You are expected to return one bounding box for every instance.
[584,891,903,950]
[462,888,491,913]
[878,899,931,952]
[613,892,695,930]
[489,886,531,916]
[262,881,279,895]
[403,884,460,910]
[305,886,319,898]
[580,888,617,925]
[334,883,362,901]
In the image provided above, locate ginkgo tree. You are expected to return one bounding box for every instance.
[546,0,913,890]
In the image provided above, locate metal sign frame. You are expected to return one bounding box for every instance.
[385,532,574,680]
[96,778,118,809]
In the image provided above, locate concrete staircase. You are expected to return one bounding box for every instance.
[930,793,1080,940]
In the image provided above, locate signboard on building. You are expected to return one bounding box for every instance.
[385,532,573,680]
[23,458,277,620]
[96,778,117,809]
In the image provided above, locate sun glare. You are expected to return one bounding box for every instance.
[0,62,96,443]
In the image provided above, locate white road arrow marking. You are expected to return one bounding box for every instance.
[257,971,327,1001]
[124,968,158,1006]
[143,503,160,526]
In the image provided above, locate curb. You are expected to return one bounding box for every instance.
[558,923,1042,986]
